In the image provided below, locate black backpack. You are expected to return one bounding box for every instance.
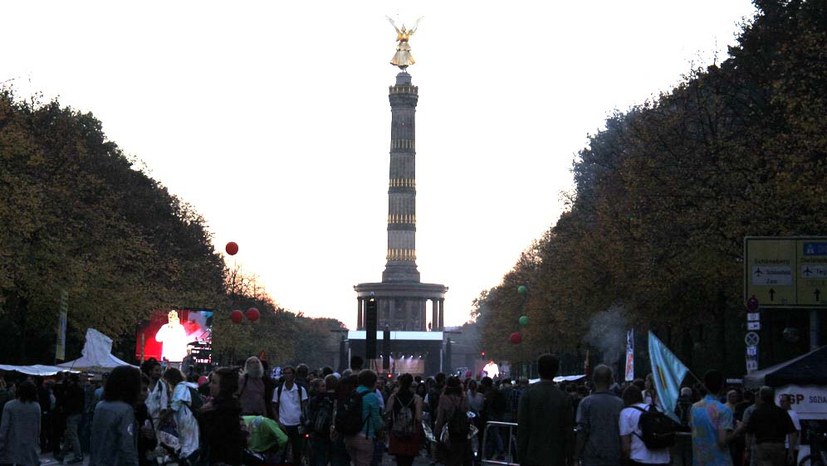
[630,405,676,449]
[307,395,335,435]
[447,405,470,439]
[187,386,204,411]
[334,389,366,435]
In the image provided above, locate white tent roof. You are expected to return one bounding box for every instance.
[57,328,135,372]
[0,364,74,376]
[527,374,586,384]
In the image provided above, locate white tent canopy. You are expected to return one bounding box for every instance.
[57,328,135,372]
[0,364,72,376]
[528,374,586,384]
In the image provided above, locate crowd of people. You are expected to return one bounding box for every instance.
[520,356,802,466]
[0,353,805,466]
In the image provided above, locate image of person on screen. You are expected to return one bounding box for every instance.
[155,310,189,363]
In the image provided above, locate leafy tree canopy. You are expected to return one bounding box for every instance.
[475,0,827,376]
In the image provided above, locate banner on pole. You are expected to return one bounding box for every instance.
[55,290,68,361]
[625,329,634,382]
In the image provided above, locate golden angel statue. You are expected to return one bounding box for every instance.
[388,16,422,70]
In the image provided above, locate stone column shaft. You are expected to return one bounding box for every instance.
[383,72,420,283]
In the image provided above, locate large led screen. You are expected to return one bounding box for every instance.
[136,308,213,364]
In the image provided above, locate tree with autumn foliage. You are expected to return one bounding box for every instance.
[0,90,346,366]
[475,0,827,377]
[0,91,226,362]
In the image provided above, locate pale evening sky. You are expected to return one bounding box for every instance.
[2,1,757,330]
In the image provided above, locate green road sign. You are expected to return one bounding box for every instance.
[745,237,827,308]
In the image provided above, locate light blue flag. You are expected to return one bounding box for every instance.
[648,331,689,421]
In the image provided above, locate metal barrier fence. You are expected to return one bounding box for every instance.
[481,421,519,466]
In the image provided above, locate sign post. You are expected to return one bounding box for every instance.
[745,331,760,374]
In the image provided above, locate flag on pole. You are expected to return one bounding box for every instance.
[625,329,635,382]
[648,331,689,420]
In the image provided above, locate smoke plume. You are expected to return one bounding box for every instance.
[583,304,627,367]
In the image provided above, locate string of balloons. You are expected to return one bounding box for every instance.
[510,285,529,344]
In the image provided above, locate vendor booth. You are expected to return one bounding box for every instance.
[744,345,827,420]
[744,346,827,463]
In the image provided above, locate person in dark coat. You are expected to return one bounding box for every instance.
[199,367,244,466]
[517,354,574,466]
[38,378,55,453]
[56,372,85,463]
[136,374,158,466]
[306,375,339,466]
[434,376,470,466]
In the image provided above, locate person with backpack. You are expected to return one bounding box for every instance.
[163,367,200,465]
[272,365,309,466]
[337,369,384,466]
[306,374,338,466]
[385,373,423,466]
[434,376,471,466]
[619,384,670,465]
[331,374,355,466]
[517,354,574,466]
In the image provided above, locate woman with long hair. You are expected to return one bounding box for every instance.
[385,373,423,466]
[199,367,243,465]
[163,367,200,465]
[90,365,141,466]
[0,380,41,465]
[466,379,484,415]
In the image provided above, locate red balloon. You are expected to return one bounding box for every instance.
[509,331,522,344]
[225,242,239,256]
[230,309,244,324]
[246,307,260,322]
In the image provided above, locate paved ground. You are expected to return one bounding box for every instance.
[39,448,438,466]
